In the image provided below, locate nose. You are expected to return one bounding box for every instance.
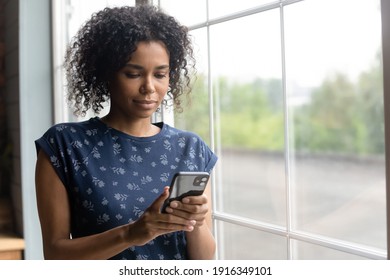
[140,76,155,94]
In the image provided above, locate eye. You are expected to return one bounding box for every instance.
[124,72,140,78]
[155,73,168,79]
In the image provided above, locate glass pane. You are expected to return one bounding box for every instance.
[208,0,274,19]
[174,28,211,144]
[159,0,207,26]
[284,0,386,250]
[210,10,286,225]
[68,0,136,38]
[291,239,369,260]
[216,221,287,259]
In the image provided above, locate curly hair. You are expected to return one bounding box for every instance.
[64,5,195,116]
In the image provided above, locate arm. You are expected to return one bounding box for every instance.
[165,182,216,259]
[35,150,196,259]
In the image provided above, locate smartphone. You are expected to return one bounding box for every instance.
[161,171,210,213]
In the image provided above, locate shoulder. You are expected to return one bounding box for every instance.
[44,117,104,137]
[39,117,107,146]
[161,123,212,152]
[163,123,203,140]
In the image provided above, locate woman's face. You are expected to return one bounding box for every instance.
[108,40,170,120]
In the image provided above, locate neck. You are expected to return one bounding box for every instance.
[100,114,159,137]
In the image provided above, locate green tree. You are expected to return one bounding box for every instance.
[293,52,384,155]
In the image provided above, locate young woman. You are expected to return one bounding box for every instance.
[35,5,217,260]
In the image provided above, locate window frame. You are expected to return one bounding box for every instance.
[380,0,390,260]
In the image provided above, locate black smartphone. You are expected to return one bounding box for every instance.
[161,171,210,213]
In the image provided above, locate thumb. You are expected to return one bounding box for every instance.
[150,186,170,212]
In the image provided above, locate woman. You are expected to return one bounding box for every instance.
[35,5,217,260]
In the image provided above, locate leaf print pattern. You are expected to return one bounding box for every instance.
[133,206,143,218]
[163,139,171,151]
[160,173,169,182]
[92,177,105,188]
[113,143,121,154]
[127,183,141,191]
[92,147,101,159]
[71,140,83,149]
[102,197,109,205]
[50,155,61,168]
[178,137,186,148]
[136,254,148,260]
[160,154,168,165]
[111,167,125,175]
[130,155,143,163]
[73,159,81,171]
[35,118,217,260]
[114,193,128,201]
[189,147,196,158]
[141,176,152,185]
[55,125,67,131]
[97,213,110,224]
[82,200,94,211]
[86,128,98,136]
[184,160,198,171]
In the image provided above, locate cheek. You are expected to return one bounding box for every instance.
[157,81,170,94]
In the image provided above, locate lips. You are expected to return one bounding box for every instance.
[133,99,158,110]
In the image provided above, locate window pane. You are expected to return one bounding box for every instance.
[291,240,369,260]
[208,0,274,19]
[159,0,207,26]
[284,0,386,250]
[216,221,287,259]
[174,28,212,144]
[210,10,286,225]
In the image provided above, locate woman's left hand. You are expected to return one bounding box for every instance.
[163,194,209,228]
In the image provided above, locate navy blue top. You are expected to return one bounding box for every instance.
[35,117,218,260]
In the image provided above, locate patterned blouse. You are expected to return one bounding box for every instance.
[35,117,218,260]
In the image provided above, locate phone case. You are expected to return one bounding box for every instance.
[161,171,210,213]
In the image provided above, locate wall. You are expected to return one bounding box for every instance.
[1,0,22,236]
[1,0,52,259]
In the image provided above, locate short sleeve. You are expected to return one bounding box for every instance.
[35,124,71,187]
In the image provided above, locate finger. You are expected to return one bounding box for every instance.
[181,194,208,205]
[149,186,170,212]
[156,219,196,232]
[170,199,208,214]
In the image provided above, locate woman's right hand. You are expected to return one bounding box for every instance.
[126,187,197,246]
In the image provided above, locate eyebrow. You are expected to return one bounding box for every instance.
[124,63,170,70]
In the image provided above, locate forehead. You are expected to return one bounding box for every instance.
[129,41,170,63]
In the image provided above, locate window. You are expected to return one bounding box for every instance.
[52,0,137,123]
[161,0,387,259]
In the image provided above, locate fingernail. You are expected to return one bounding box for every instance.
[182,198,190,203]
[171,202,178,208]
